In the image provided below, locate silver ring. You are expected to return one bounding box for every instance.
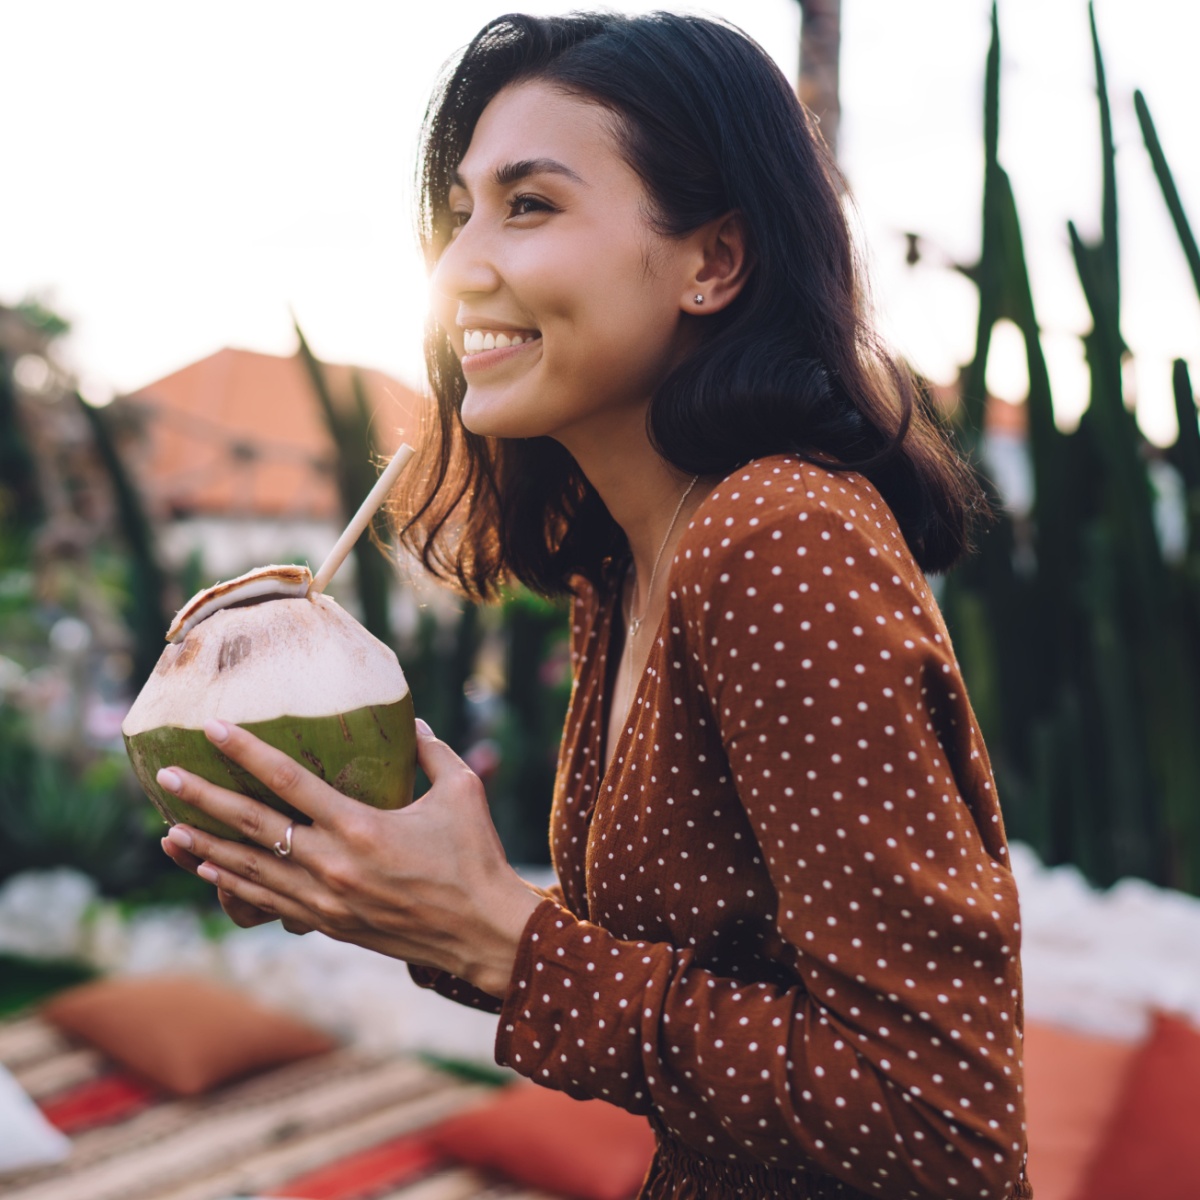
[273,822,295,859]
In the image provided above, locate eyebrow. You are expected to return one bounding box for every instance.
[449,157,586,192]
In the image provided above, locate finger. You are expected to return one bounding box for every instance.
[161,836,205,876]
[198,859,319,930]
[165,819,304,898]
[281,918,314,936]
[200,719,349,825]
[217,888,279,928]
[162,837,277,927]
[157,765,308,859]
[414,718,475,784]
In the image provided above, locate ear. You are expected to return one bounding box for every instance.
[681,211,751,315]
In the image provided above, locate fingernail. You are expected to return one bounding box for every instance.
[197,864,219,883]
[415,718,432,736]
[204,718,230,742]
[157,768,183,793]
[166,825,193,850]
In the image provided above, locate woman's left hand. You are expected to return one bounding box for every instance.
[157,717,541,998]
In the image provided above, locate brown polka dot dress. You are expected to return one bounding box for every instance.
[413,456,1033,1199]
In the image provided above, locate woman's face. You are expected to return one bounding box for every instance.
[431,80,698,446]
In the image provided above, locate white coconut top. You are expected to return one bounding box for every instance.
[166,564,313,643]
[123,593,409,734]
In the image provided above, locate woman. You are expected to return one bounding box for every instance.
[160,12,1031,1199]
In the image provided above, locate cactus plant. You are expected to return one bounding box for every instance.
[293,318,394,647]
[942,2,1200,893]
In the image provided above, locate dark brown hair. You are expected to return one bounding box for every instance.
[392,11,986,600]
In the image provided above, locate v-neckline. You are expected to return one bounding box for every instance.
[594,563,668,803]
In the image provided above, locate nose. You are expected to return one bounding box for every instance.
[430,217,501,308]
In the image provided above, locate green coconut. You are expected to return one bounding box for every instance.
[122,566,416,841]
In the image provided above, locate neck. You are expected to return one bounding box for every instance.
[556,410,711,600]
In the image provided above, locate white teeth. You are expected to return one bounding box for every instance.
[462,328,539,355]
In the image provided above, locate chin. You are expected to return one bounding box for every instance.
[460,388,545,440]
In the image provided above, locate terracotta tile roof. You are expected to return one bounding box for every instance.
[126,347,425,520]
[984,395,1029,437]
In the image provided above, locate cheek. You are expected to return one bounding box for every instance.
[586,272,682,381]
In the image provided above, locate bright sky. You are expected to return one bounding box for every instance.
[3,1,1197,444]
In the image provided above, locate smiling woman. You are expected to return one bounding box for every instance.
[160,11,1031,1200]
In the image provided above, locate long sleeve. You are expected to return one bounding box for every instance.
[408,965,504,1013]
[495,463,1029,1200]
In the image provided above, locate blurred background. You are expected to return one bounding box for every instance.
[2,0,1199,956]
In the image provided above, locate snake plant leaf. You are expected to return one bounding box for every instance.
[1135,90,1200,304]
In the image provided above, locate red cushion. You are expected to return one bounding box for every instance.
[1073,1011,1200,1200]
[1020,1020,1139,1200]
[42,974,337,1096]
[426,1083,656,1200]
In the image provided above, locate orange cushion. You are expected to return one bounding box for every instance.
[42,973,337,1096]
[1021,1019,1139,1200]
[1073,1011,1200,1200]
[426,1083,656,1200]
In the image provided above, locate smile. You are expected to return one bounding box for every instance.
[462,328,541,356]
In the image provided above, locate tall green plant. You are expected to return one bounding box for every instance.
[1135,91,1200,301]
[0,352,42,541]
[76,395,171,689]
[293,319,393,646]
[488,589,571,864]
[943,1,1200,892]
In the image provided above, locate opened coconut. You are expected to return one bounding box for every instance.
[125,446,418,840]
[122,563,416,840]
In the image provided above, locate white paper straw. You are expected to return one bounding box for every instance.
[309,443,416,596]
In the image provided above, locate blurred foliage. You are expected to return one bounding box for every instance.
[943,2,1200,893]
[0,309,177,899]
[0,707,160,892]
[293,317,393,646]
[0,355,42,537]
[13,295,71,341]
[488,588,572,864]
[400,590,570,865]
[0,533,39,644]
[77,393,170,689]
[0,955,95,1017]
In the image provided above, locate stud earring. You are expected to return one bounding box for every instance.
[693,293,705,305]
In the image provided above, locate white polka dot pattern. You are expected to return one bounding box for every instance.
[425,457,1030,1200]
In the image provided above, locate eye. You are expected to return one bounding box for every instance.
[507,193,554,218]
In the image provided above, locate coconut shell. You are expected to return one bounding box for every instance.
[123,591,416,840]
[125,698,416,838]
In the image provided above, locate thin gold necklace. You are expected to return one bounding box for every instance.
[623,475,699,709]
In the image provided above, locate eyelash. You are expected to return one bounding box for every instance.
[449,193,555,229]
[507,193,554,217]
